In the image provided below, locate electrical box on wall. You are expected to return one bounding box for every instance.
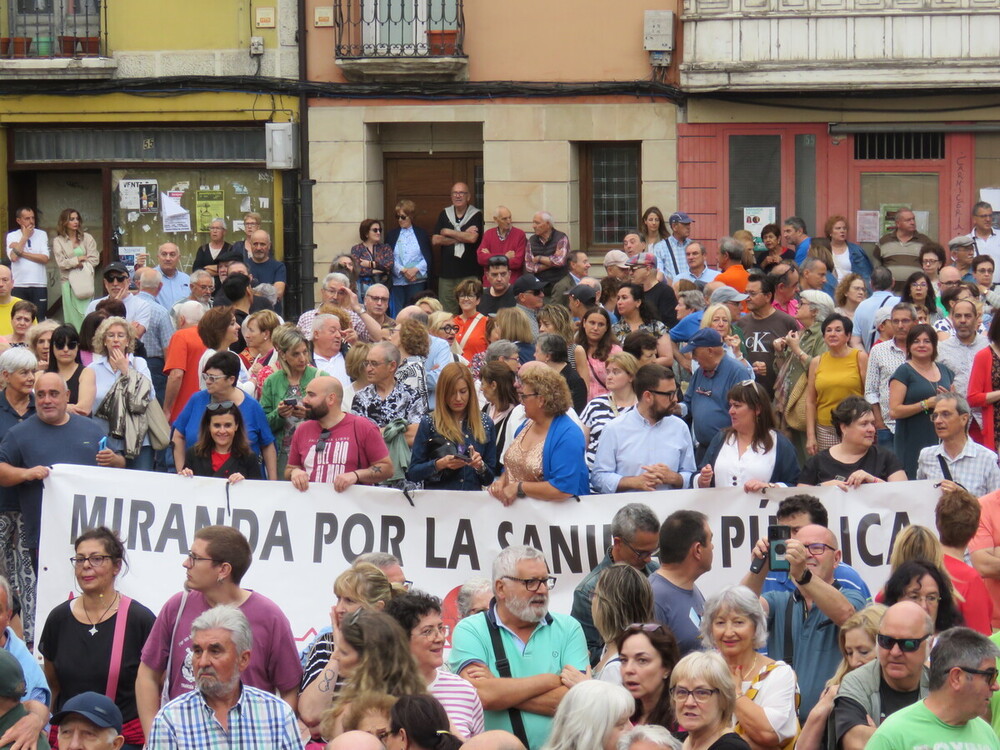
[643,10,675,51]
[266,123,298,169]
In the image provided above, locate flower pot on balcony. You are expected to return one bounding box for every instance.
[10,37,32,58]
[426,29,457,55]
[79,36,100,55]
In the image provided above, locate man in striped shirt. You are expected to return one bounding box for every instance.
[147,605,302,750]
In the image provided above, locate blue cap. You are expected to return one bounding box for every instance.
[668,211,695,224]
[51,692,124,733]
[681,327,725,353]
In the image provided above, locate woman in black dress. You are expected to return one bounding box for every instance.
[39,527,156,749]
[180,401,261,482]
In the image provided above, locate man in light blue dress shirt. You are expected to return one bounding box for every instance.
[591,363,696,493]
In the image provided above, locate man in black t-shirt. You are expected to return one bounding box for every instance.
[739,271,798,392]
[477,255,516,315]
[833,601,932,750]
[627,248,679,328]
[432,182,484,314]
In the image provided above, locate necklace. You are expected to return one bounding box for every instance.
[82,591,119,636]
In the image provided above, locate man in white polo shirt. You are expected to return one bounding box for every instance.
[5,207,49,320]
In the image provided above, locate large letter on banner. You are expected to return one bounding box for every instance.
[39,465,936,647]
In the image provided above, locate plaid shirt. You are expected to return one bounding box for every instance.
[138,291,175,359]
[147,684,303,750]
[917,438,1000,499]
[865,339,905,433]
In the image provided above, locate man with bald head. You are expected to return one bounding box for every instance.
[328,730,384,750]
[743,523,865,723]
[287,375,391,493]
[462,730,527,750]
[150,242,190,310]
[477,206,526,285]
[834,601,933,750]
[433,182,484,313]
[246,229,286,314]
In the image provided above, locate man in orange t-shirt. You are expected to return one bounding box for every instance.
[163,300,208,421]
[714,237,749,293]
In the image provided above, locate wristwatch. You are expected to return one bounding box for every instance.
[516,481,525,499]
[795,569,813,586]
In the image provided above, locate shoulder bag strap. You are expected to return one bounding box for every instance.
[587,356,607,389]
[458,314,485,350]
[105,595,132,702]
[783,596,795,669]
[484,604,530,748]
[161,589,189,702]
[868,295,893,349]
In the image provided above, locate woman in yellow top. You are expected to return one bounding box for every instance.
[51,208,100,330]
[806,313,867,455]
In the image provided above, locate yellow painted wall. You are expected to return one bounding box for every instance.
[109,0,278,52]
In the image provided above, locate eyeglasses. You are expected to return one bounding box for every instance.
[440,325,460,333]
[371,227,382,233]
[620,538,657,561]
[106,274,128,283]
[975,213,993,219]
[364,359,390,368]
[185,551,218,565]
[525,289,543,296]
[804,542,835,556]
[458,294,477,300]
[70,554,115,567]
[502,575,555,591]
[904,592,941,605]
[414,624,450,640]
[367,295,389,303]
[203,374,230,384]
[520,392,540,400]
[960,665,999,684]
[876,633,931,652]
[671,687,719,703]
[649,389,677,399]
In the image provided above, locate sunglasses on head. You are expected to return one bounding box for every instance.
[876,633,930,652]
[206,400,235,412]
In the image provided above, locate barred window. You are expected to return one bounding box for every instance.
[581,143,641,248]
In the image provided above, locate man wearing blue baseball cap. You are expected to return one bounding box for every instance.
[50,692,121,750]
[665,211,695,279]
[682,328,750,465]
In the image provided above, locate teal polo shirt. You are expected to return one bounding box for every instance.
[449,605,589,749]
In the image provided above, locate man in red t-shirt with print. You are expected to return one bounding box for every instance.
[287,375,391,492]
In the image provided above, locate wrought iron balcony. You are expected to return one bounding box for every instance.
[334,0,465,60]
[3,0,103,58]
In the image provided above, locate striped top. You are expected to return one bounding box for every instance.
[430,668,485,739]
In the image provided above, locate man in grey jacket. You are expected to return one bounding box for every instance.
[833,601,932,750]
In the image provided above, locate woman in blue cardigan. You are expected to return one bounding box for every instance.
[487,363,589,503]
[694,380,799,490]
[825,214,874,282]
[385,199,433,315]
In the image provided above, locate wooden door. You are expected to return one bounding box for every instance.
[384,153,483,278]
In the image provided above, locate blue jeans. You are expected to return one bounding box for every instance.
[877,428,894,449]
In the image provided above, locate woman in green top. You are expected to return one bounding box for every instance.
[261,324,319,476]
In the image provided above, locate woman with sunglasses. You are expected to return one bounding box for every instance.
[352,218,393,298]
[39,526,156,750]
[172,351,277,480]
[179,402,261,482]
[670,651,749,750]
[428,311,467,364]
[47,324,95,416]
[701,585,798,750]
[386,200,431,315]
[616,622,681,729]
[697,381,799,491]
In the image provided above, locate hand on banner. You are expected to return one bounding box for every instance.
[333,470,360,493]
[743,479,772,493]
[697,464,714,489]
[227,473,245,484]
[290,468,310,492]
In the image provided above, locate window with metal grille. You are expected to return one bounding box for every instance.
[581,143,641,247]
[854,133,945,160]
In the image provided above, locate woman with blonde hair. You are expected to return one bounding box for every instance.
[670,651,749,750]
[299,563,405,733]
[825,214,874,282]
[591,563,654,684]
[260,325,319,475]
[495,306,536,363]
[407,362,496,490]
[52,208,99,330]
[833,273,868,320]
[541,681,634,750]
[27,319,59,371]
[540,303,590,390]
[428,311,466,363]
[320,610,426,740]
[699,303,752,376]
[345,341,371,391]
[394,318,430,414]
[796,605,884,750]
[240,308,282,398]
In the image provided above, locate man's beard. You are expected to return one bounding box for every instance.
[197,669,241,699]
[305,401,329,421]
[506,594,548,623]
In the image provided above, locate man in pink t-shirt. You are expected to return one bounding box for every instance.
[287,375,391,492]
[969,487,1000,630]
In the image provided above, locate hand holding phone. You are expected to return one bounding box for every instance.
[768,524,791,572]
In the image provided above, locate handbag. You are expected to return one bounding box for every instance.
[784,372,808,432]
[68,264,95,299]
[145,398,172,451]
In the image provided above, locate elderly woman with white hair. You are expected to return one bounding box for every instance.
[541,681,634,750]
[701,585,799,750]
[670,651,750,750]
[617,725,681,750]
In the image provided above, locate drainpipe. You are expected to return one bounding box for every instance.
[295,0,316,316]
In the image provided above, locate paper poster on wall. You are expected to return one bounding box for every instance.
[161,192,191,233]
[120,180,159,213]
[117,246,145,274]
[743,207,775,237]
[879,203,908,235]
[196,190,225,232]
[855,211,881,243]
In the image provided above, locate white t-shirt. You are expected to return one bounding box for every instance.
[832,246,853,281]
[5,228,49,287]
[713,430,780,488]
[737,661,799,743]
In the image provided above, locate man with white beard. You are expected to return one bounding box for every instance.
[449,546,589,749]
[147,606,301,749]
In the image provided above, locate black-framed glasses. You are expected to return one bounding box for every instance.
[876,633,931,652]
[502,575,555,592]
[649,389,677,399]
[671,687,719,703]
[70,554,115,567]
[54,341,79,350]
[804,542,835,556]
[620,538,657,561]
[206,400,235,411]
[440,325,460,333]
[185,551,218,565]
[960,665,999,684]
[520,392,540,400]
[315,428,331,454]
[106,274,128,283]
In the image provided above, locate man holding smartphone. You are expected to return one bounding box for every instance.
[742,524,865,724]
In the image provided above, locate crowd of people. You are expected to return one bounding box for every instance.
[0,191,999,748]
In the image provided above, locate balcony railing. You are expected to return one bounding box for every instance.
[4,0,103,58]
[334,0,465,59]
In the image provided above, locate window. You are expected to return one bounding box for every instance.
[729,135,781,234]
[854,133,945,160]
[580,143,641,248]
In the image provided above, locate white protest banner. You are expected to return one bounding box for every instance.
[39,466,937,647]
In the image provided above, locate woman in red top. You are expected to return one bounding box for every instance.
[967,313,1000,449]
[452,278,489,362]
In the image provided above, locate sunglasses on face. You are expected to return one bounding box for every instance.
[106,274,128,283]
[876,633,930,652]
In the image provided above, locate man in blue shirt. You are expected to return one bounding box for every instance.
[151,242,190,311]
[852,267,899,351]
[247,230,287,315]
[450,546,588,749]
[784,216,812,263]
[591,364,696,493]
[742,524,866,723]
[683,328,748,465]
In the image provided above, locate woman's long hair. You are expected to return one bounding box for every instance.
[47,325,82,371]
[615,623,680,728]
[901,271,938,313]
[719,381,776,454]
[883,560,963,633]
[193,402,252,459]
[576,307,616,362]
[620,283,657,325]
[432,362,484,444]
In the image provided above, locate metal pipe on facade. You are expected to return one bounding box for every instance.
[296,0,316,316]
